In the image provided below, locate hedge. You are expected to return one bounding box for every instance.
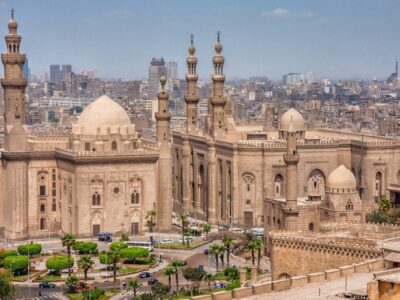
[3,256,29,274]
[46,256,74,272]
[109,242,127,251]
[99,253,115,265]
[121,247,149,264]
[73,241,98,254]
[17,243,42,256]
[0,250,18,260]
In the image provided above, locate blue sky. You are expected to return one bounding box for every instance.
[2,0,399,80]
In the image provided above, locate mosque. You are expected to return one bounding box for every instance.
[1,13,400,242]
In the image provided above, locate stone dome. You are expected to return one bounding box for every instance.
[77,95,132,135]
[327,165,357,191]
[279,108,305,132]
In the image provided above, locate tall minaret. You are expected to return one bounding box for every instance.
[155,76,172,231]
[283,118,300,231]
[1,9,28,151]
[209,31,226,137]
[185,34,199,133]
[396,59,398,75]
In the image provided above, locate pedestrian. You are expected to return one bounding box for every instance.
[39,290,42,297]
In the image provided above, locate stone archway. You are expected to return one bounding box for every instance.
[130,210,141,235]
[91,213,102,237]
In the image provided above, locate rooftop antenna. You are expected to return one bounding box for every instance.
[11,8,14,19]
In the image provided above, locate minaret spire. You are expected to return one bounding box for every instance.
[155,76,171,144]
[1,10,28,151]
[396,59,398,74]
[184,34,199,132]
[208,31,226,137]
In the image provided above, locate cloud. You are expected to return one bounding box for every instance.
[262,8,291,18]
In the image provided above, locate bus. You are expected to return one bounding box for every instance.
[126,241,153,252]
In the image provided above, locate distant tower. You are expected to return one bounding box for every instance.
[209,31,226,137]
[185,34,199,133]
[283,118,300,231]
[1,9,28,151]
[2,10,29,241]
[155,76,172,231]
[396,59,398,75]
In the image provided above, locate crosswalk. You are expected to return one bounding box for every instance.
[109,290,144,300]
[19,293,68,300]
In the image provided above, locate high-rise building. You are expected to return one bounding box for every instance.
[50,64,62,84]
[307,71,315,84]
[282,73,304,85]
[148,57,167,96]
[128,80,141,100]
[23,58,30,81]
[80,69,97,79]
[167,61,178,80]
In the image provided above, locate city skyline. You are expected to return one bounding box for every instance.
[2,0,400,80]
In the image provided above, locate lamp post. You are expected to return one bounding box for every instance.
[28,242,31,298]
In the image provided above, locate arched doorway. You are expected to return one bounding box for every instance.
[91,213,102,237]
[375,172,383,201]
[274,174,284,198]
[307,170,325,201]
[130,211,140,235]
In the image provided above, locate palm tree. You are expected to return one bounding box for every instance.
[128,278,142,298]
[163,266,175,293]
[254,239,264,270]
[107,249,122,286]
[145,210,157,244]
[245,241,257,266]
[203,273,215,290]
[210,244,224,274]
[171,259,181,292]
[222,236,234,268]
[77,255,94,282]
[65,275,78,293]
[178,213,189,245]
[203,223,211,240]
[61,233,76,276]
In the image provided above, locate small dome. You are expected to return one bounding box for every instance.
[215,41,222,53]
[8,18,17,31]
[279,108,305,132]
[189,44,195,55]
[327,165,356,190]
[77,95,131,135]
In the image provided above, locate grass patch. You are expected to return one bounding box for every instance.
[159,240,208,250]
[66,289,114,300]
[117,266,140,275]
[12,274,28,282]
[36,274,64,282]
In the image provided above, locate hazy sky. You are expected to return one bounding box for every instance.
[3,0,400,80]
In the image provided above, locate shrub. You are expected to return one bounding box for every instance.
[17,243,42,256]
[110,241,127,251]
[226,279,240,290]
[46,256,74,274]
[82,288,105,300]
[121,247,149,264]
[99,253,114,265]
[73,241,98,254]
[120,234,129,242]
[3,256,29,275]
[224,267,239,280]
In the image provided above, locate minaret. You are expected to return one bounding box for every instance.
[283,118,300,231]
[209,31,226,137]
[185,34,199,133]
[155,76,171,144]
[155,76,172,231]
[1,9,28,151]
[396,59,398,75]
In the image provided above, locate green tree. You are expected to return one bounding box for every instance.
[109,241,128,251]
[178,213,189,245]
[46,256,74,275]
[107,248,122,285]
[145,210,157,244]
[182,267,206,294]
[245,241,257,266]
[210,244,225,274]
[171,259,181,292]
[163,266,175,293]
[61,233,76,276]
[0,270,15,299]
[77,255,94,282]
[17,243,42,257]
[184,230,192,248]
[128,278,142,298]
[73,242,98,254]
[151,283,170,300]
[203,223,211,240]
[379,197,391,213]
[121,247,149,264]
[65,275,78,293]
[120,233,129,242]
[254,239,264,270]
[203,272,215,290]
[3,256,29,275]
[222,236,235,268]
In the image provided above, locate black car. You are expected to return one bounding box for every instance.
[138,271,151,278]
[148,278,159,285]
[39,282,56,288]
[204,249,209,255]
[197,265,204,270]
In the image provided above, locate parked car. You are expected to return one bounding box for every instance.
[197,265,204,270]
[148,278,159,285]
[179,260,187,266]
[204,249,209,255]
[98,232,113,242]
[228,227,244,234]
[39,282,56,289]
[160,239,174,244]
[138,271,151,278]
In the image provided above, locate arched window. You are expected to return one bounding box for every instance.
[275,174,284,197]
[40,218,46,230]
[40,204,46,213]
[309,223,314,232]
[346,200,353,211]
[131,191,140,204]
[92,192,101,206]
[111,141,117,151]
[375,172,382,198]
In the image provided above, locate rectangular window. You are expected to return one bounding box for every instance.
[52,189,56,197]
[39,185,46,196]
[52,182,56,189]
[85,143,90,151]
[40,218,46,230]
[52,173,56,181]
[52,200,56,212]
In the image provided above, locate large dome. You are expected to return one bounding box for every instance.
[327,165,357,190]
[77,95,132,135]
[279,108,305,132]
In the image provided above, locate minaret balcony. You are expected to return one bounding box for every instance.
[210,97,226,106]
[1,53,26,64]
[1,77,27,88]
[184,95,199,103]
[283,153,299,164]
[155,112,171,121]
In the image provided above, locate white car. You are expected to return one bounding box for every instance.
[229,227,245,234]
[160,239,174,244]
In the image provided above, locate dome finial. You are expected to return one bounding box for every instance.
[217,30,220,42]
[11,8,14,19]
[190,34,194,45]
[160,76,166,90]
